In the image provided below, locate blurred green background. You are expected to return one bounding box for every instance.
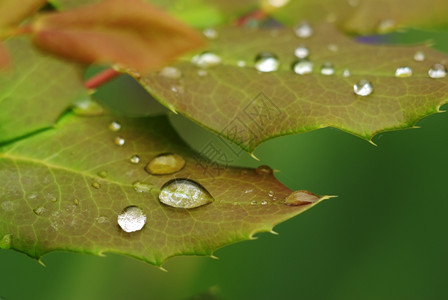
[1,28,448,300]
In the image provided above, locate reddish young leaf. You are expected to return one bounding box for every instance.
[0,0,47,28]
[0,42,9,69]
[31,0,205,72]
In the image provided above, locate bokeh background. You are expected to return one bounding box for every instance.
[1,28,448,300]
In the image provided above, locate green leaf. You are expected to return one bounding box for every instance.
[0,0,47,28]
[0,37,87,144]
[131,23,448,152]
[33,0,205,72]
[0,112,327,266]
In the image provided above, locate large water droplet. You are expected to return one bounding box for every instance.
[133,181,152,193]
[320,62,335,75]
[145,153,185,175]
[159,66,182,79]
[203,28,218,40]
[191,51,222,68]
[395,66,413,77]
[284,190,319,206]
[159,179,213,209]
[114,136,125,146]
[256,165,273,175]
[109,121,121,132]
[254,52,280,72]
[294,21,313,38]
[428,64,447,78]
[414,51,425,62]
[130,155,140,164]
[353,79,373,96]
[294,45,309,59]
[117,206,147,233]
[0,234,12,249]
[292,59,313,75]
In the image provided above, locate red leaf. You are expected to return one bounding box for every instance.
[31,0,205,72]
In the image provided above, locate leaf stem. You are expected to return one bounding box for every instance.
[84,68,120,90]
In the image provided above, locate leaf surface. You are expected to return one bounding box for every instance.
[0,0,47,28]
[133,23,448,151]
[0,37,87,144]
[33,0,205,72]
[0,112,325,266]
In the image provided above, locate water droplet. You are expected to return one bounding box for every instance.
[170,85,184,94]
[109,121,121,132]
[114,136,125,146]
[284,190,319,206]
[0,234,12,249]
[203,28,218,39]
[254,52,279,72]
[92,182,101,189]
[414,51,425,62]
[320,62,335,75]
[159,66,182,79]
[133,181,152,193]
[159,179,213,209]
[27,193,37,200]
[353,79,373,96]
[96,216,109,224]
[292,59,313,75]
[50,197,57,203]
[294,21,313,38]
[268,191,275,197]
[395,66,413,78]
[261,200,268,205]
[294,45,309,59]
[256,165,273,175]
[33,206,46,216]
[377,19,395,33]
[130,155,140,164]
[233,201,239,206]
[264,0,290,9]
[237,60,246,67]
[428,64,447,78]
[250,200,257,205]
[73,98,104,116]
[98,170,108,178]
[197,69,208,77]
[328,44,338,52]
[73,199,79,205]
[117,206,147,233]
[342,69,351,77]
[244,189,254,194]
[191,51,222,68]
[145,153,185,175]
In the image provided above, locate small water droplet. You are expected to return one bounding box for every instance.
[33,206,46,216]
[170,85,184,94]
[244,189,254,194]
[428,63,447,78]
[256,165,273,175]
[320,62,335,75]
[237,60,246,67]
[73,98,104,116]
[98,170,108,178]
[414,51,425,62]
[254,52,279,72]
[73,199,79,205]
[353,79,373,96]
[159,66,182,79]
[133,181,152,193]
[92,182,101,189]
[117,206,147,233]
[342,69,351,77]
[250,200,257,205]
[109,121,121,132]
[114,136,125,146]
[292,59,313,75]
[197,69,208,77]
[261,200,268,205]
[328,44,339,52]
[27,193,37,200]
[294,45,309,59]
[191,51,222,68]
[50,197,57,203]
[96,216,109,224]
[377,19,396,33]
[0,234,12,249]
[233,201,239,206]
[264,0,290,8]
[395,66,413,78]
[284,190,319,206]
[130,155,140,164]
[268,191,275,197]
[294,21,313,38]
[159,179,213,209]
[203,28,218,39]
[145,153,185,175]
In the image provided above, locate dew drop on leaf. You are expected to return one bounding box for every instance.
[414,51,425,62]
[117,206,147,233]
[73,199,79,205]
[73,98,104,116]
[159,66,182,79]
[97,170,108,178]
[294,21,313,38]
[428,63,447,78]
[254,52,280,72]
[256,165,273,175]
[294,45,309,59]
[328,44,339,52]
[191,51,222,68]
[377,19,396,33]
[130,155,140,164]
[33,206,46,216]
[203,28,218,40]
[250,200,257,205]
[353,79,373,96]
[197,69,208,77]
[0,234,12,249]
[261,200,268,205]
[292,59,313,75]
[108,121,121,132]
[133,181,152,193]
[145,153,185,175]
[237,60,246,67]
[320,62,335,75]
[342,69,351,77]
[284,190,319,206]
[395,66,413,77]
[159,179,213,209]
[91,182,101,189]
[114,136,125,146]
